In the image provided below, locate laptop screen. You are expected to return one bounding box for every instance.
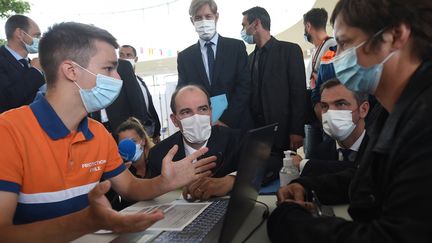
[219,123,278,243]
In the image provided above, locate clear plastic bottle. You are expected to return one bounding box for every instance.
[279,150,300,187]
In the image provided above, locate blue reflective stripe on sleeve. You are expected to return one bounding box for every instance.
[102,163,127,180]
[0,180,20,194]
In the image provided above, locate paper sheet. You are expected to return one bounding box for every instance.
[210,94,228,123]
[146,202,211,231]
[94,201,210,233]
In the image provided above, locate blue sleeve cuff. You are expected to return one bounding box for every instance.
[0,180,20,194]
[102,163,126,180]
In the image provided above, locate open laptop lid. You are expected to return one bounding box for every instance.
[218,123,278,243]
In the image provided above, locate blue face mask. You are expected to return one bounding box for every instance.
[241,29,254,44]
[329,41,395,94]
[22,31,40,54]
[73,62,123,113]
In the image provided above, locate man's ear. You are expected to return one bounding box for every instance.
[61,61,78,83]
[170,114,180,128]
[305,22,311,31]
[359,101,370,119]
[209,107,213,124]
[254,19,261,30]
[13,28,24,41]
[387,23,411,51]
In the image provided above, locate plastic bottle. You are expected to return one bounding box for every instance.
[279,150,300,187]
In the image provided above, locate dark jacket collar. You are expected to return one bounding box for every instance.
[373,61,432,152]
[0,45,23,70]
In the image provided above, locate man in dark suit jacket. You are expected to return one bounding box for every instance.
[119,45,161,143]
[148,126,240,178]
[292,79,370,177]
[148,85,242,201]
[91,59,148,139]
[177,0,251,129]
[241,7,306,183]
[0,15,45,113]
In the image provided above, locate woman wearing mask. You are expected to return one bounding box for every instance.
[107,117,154,210]
[269,0,432,242]
[117,117,154,178]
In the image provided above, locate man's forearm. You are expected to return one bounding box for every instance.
[124,176,170,201]
[0,207,96,243]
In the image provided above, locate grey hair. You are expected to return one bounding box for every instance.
[189,0,217,17]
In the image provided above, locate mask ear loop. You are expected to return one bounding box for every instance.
[71,61,96,90]
[342,28,387,59]
[248,20,257,35]
[73,81,83,90]
[71,61,97,76]
[362,28,387,54]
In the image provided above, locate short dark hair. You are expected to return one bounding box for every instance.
[330,0,432,60]
[5,15,30,40]
[39,22,119,87]
[320,78,369,106]
[242,7,271,31]
[303,8,328,30]
[121,44,137,57]
[170,85,211,113]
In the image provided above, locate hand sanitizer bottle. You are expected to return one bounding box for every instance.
[279,150,300,187]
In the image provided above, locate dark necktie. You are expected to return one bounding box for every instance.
[251,48,265,124]
[339,148,355,162]
[205,41,214,84]
[19,58,29,68]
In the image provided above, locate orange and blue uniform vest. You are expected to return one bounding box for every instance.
[0,94,125,224]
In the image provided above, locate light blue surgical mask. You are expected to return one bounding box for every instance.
[72,62,123,113]
[330,41,395,94]
[241,28,254,44]
[22,31,40,54]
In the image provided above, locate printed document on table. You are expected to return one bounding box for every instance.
[94,202,210,234]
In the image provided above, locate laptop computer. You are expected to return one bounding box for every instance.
[112,123,278,243]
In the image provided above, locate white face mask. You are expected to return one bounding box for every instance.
[194,19,216,41]
[322,110,356,141]
[179,114,211,144]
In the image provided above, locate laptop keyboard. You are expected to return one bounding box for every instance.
[153,200,229,243]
